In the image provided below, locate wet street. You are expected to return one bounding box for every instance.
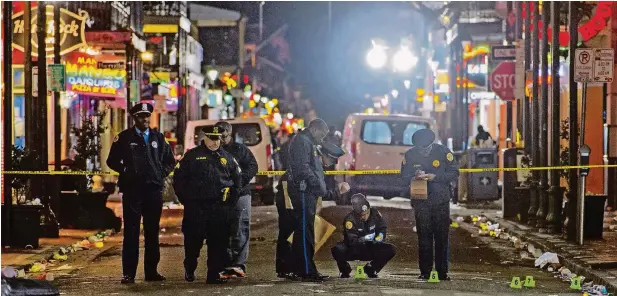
[54,197,580,295]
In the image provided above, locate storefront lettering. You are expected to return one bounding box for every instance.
[65,52,127,98]
[12,5,89,57]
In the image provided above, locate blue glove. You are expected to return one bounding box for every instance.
[375,233,384,243]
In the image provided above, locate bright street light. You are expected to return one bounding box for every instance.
[391,89,399,99]
[404,80,411,89]
[392,46,418,72]
[366,44,388,69]
[207,68,219,82]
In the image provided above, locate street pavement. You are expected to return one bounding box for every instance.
[51,197,581,295]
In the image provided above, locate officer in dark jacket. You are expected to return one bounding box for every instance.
[331,194,395,278]
[400,128,459,281]
[106,102,176,284]
[214,121,258,278]
[173,125,243,284]
[286,119,330,281]
[275,141,348,279]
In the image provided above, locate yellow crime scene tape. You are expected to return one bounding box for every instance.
[2,164,616,176]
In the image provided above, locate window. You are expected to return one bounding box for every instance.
[361,120,429,146]
[194,123,262,146]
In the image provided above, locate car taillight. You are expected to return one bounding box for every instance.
[349,141,356,170]
[266,144,273,170]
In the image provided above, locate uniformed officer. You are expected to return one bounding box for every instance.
[106,102,176,284]
[173,125,243,284]
[400,128,459,280]
[275,140,349,279]
[214,121,258,279]
[287,119,330,281]
[331,194,395,278]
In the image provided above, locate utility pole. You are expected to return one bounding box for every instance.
[515,2,523,137]
[505,1,513,144]
[537,2,550,232]
[37,1,49,195]
[52,2,62,221]
[523,2,531,154]
[566,1,579,242]
[3,0,14,246]
[528,2,540,227]
[547,1,562,234]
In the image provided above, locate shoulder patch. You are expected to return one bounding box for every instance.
[345,221,353,230]
[447,153,454,162]
[220,157,228,166]
[432,160,440,167]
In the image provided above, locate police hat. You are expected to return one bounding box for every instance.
[351,193,370,215]
[411,128,435,147]
[130,103,154,116]
[320,142,345,159]
[202,125,223,137]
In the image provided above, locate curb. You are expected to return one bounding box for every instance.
[496,219,617,294]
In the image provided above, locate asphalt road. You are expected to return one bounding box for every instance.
[54,197,580,295]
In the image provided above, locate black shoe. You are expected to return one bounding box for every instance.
[340,273,350,279]
[277,272,296,279]
[364,265,378,278]
[301,273,330,282]
[185,271,195,282]
[206,277,228,284]
[145,273,166,282]
[120,275,135,284]
[418,274,430,280]
[439,274,451,281]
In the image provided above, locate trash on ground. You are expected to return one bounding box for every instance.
[2,266,17,278]
[535,252,560,268]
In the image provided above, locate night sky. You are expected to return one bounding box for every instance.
[205,1,422,127]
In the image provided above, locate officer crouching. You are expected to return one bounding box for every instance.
[106,102,176,284]
[331,194,395,278]
[400,128,459,281]
[173,126,243,284]
[275,141,349,279]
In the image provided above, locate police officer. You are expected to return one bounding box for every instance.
[331,194,395,278]
[214,121,258,279]
[173,125,243,284]
[106,102,176,284]
[275,140,349,279]
[287,119,330,281]
[400,128,459,280]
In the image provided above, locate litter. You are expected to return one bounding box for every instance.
[2,266,17,278]
[161,228,166,232]
[95,242,104,248]
[52,265,73,271]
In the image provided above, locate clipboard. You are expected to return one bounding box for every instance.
[410,179,428,200]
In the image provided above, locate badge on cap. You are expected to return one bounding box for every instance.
[361,205,368,212]
[345,221,353,230]
[151,141,158,149]
[433,160,440,167]
[142,103,148,111]
[447,153,454,162]
[213,127,219,134]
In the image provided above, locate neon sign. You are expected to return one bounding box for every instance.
[65,52,127,98]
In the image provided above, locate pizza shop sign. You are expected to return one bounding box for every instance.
[65,52,127,98]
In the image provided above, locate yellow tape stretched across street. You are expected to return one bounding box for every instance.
[2,164,616,176]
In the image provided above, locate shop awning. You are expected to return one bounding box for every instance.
[189,4,241,27]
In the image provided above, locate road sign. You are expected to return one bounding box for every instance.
[574,49,594,82]
[514,40,525,99]
[490,62,516,101]
[491,45,516,61]
[48,64,66,92]
[32,66,39,97]
[593,48,614,82]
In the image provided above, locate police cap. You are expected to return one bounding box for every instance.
[202,125,223,138]
[411,128,435,147]
[320,142,345,159]
[130,103,153,116]
[351,193,370,215]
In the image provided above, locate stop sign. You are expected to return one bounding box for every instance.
[489,62,516,101]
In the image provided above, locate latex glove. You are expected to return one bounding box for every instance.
[419,173,436,181]
[338,182,350,194]
[375,233,384,243]
[363,233,375,241]
[414,170,426,180]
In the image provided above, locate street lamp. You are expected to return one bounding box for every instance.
[366,44,388,69]
[404,80,411,89]
[206,68,219,83]
[392,46,418,72]
[391,89,399,99]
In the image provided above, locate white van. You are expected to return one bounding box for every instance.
[184,118,275,205]
[335,113,437,204]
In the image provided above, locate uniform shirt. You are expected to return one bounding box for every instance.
[136,127,150,143]
[223,142,258,197]
[342,210,387,247]
[173,144,242,205]
[400,144,459,204]
[107,128,175,191]
[286,129,326,196]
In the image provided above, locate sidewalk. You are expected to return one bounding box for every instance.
[452,206,617,294]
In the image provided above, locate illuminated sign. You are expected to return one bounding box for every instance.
[65,52,127,98]
[467,64,488,75]
[469,91,497,100]
[12,5,89,57]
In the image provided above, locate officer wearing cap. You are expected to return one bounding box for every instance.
[173,125,243,284]
[173,125,242,284]
[331,193,395,278]
[400,128,459,281]
[106,102,176,284]
[275,140,349,279]
[214,121,258,279]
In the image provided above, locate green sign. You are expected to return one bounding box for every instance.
[48,64,66,92]
[130,80,140,102]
